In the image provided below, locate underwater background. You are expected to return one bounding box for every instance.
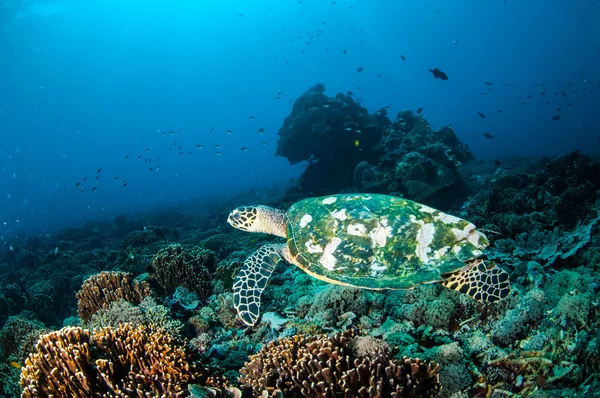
[1,0,600,397]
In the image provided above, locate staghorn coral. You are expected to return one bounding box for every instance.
[239,328,440,397]
[20,324,217,397]
[76,271,152,322]
[150,244,214,299]
[20,327,96,397]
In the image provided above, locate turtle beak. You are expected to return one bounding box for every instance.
[227,210,243,229]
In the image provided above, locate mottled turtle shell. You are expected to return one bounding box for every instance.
[285,193,489,289]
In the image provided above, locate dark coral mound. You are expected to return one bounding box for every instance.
[149,244,215,300]
[239,327,440,397]
[276,83,388,195]
[354,113,473,206]
[277,84,473,206]
[463,150,600,236]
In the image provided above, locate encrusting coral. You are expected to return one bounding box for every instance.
[75,271,152,322]
[20,324,217,397]
[239,327,440,397]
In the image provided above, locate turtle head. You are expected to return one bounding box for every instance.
[228,205,287,238]
[228,206,260,232]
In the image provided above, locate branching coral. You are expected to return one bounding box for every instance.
[20,324,216,397]
[76,271,152,322]
[239,328,440,397]
[150,244,214,299]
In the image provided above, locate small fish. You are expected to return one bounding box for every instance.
[137,156,142,160]
[144,148,150,152]
[95,176,99,180]
[114,177,119,180]
[240,147,248,151]
[249,116,255,120]
[477,112,486,119]
[179,128,183,133]
[226,130,232,134]
[484,81,493,86]
[83,177,87,181]
[155,165,161,171]
[354,139,360,147]
[9,361,21,369]
[346,90,353,96]
[357,66,364,72]
[196,144,203,148]
[122,181,127,187]
[401,55,406,61]
[451,40,458,45]
[343,49,347,54]
[261,142,267,145]
[215,144,221,148]
[81,188,85,193]
[125,155,130,159]
[97,168,102,173]
[168,131,175,135]
[429,68,448,80]
[75,182,80,187]
[149,167,153,171]
[216,152,221,155]
[494,160,501,166]
[483,132,495,139]
[552,115,560,121]
[417,107,423,114]
[258,128,265,133]
[210,127,215,133]
[92,187,97,192]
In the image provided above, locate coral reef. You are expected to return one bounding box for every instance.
[239,328,440,397]
[75,271,152,322]
[2,87,600,397]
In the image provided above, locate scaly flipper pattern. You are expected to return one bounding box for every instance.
[232,243,285,325]
[442,260,510,303]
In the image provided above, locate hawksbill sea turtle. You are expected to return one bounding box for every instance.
[227,193,510,326]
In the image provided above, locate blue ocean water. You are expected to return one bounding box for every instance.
[0,0,598,238]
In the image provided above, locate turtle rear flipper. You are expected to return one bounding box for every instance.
[233,243,285,326]
[442,260,510,303]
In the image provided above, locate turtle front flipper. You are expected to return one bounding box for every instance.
[233,243,285,326]
[442,260,510,303]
